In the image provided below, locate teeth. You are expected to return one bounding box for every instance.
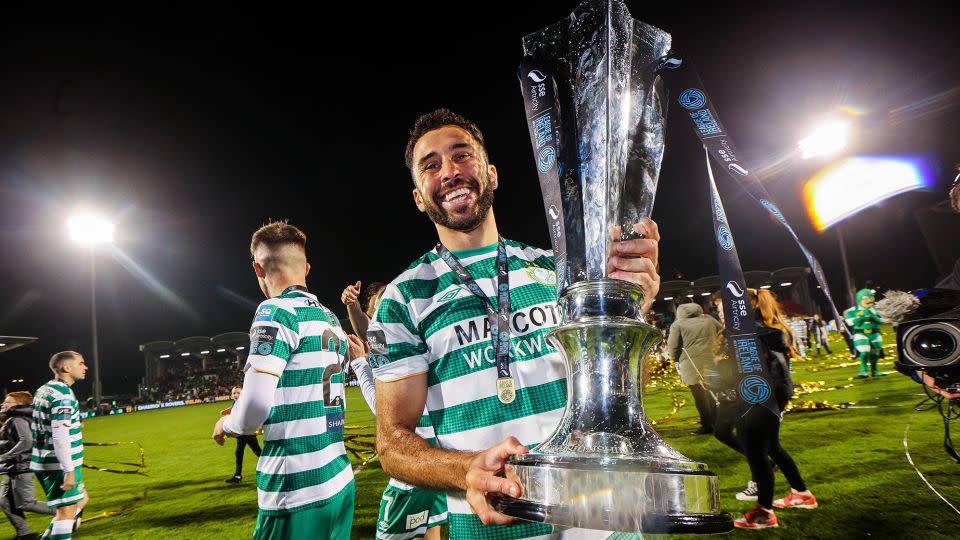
[443,188,471,202]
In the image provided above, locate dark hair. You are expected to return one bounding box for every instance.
[404,108,488,173]
[361,282,387,312]
[249,220,307,258]
[49,351,79,376]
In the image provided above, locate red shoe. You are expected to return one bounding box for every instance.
[773,489,819,509]
[733,505,778,529]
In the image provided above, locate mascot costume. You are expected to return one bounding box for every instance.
[843,289,885,378]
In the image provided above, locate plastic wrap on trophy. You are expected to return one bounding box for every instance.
[496,0,733,533]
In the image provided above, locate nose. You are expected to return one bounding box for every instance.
[439,156,460,184]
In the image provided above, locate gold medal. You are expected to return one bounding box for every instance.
[497,377,517,404]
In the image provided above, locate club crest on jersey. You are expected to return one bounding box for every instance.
[527,266,557,286]
[254,305,275,322]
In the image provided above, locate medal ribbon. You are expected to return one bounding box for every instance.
[436,238,512,383]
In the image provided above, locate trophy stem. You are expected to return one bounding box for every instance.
[494,280,732,533]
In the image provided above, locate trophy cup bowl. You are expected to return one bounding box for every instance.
[495,0,732,533]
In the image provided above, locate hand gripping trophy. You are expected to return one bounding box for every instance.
[494,0,733,533]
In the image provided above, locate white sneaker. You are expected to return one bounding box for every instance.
[736,480,758,501]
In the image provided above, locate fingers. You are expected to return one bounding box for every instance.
[637,218,660,241]
[470,472,522,498]
[467,489,518,526]
[607,255,657,276]
[346,335,367,357]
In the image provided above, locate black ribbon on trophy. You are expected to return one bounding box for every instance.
[657,53,853,349]
[518,58,573,292]
[520,55,851,415]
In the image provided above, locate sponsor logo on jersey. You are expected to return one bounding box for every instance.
[326,412,345,432]
[437,287,462,303]
[453,304,561,370]
[406,510,429,530]
[250,326,279,356]
[254,305,274,322]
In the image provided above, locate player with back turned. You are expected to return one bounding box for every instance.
[212,221,353,540]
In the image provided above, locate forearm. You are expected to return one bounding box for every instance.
[347,304,370,339]
[50,421,75,472]
[223,369,279,435]
[350,358,377,414]
[377,420,476,491]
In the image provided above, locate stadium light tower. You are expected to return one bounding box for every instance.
[68,212,115,408]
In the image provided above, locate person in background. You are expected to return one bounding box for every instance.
[341,281,387,340]
[222,386,262,484]
[728,289,816,530]
[808,314,832,355]
[667,301,723,435]
[0,391,55,540]
[32,351,90,540]
[786,315,808,360]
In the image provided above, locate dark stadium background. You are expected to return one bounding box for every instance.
[1,1,958,399]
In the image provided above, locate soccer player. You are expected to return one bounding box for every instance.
[341,281,387,340]
[370,109,661,539]
[212,221,353,540]
[31,351,90,540]
[343,332,447,540]
[221,386,262,484]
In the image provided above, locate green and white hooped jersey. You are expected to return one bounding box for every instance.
[30,380,83,472]
[370,239,569,540]
[247,291,353,515]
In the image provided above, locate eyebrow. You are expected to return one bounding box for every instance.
[416,142,473,169]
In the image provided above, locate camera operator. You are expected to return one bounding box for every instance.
[882,172,960,398]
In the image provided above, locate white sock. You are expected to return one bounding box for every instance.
[793,488,812,496]
[52,519,74,537]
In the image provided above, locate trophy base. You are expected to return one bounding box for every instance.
[493,454,733,534]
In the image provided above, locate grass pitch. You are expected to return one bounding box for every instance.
[5,327,960,539]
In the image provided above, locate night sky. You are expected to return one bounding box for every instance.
[1,2,958,398]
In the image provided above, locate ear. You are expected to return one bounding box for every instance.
[305,262,311,277]
[252,260,266,279]
[413,187,426,213]
[488,163,499,190]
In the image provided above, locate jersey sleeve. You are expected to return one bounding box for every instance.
[51,396,77,422]
[368,283,430,383]
[245,300,301,376]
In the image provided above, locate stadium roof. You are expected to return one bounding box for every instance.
[139,332,249,357]
[656,267,812,302]
[0,336,38,354]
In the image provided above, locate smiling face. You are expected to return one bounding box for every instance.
[410,125,498,232]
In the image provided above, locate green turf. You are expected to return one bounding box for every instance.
[5,327,959,539]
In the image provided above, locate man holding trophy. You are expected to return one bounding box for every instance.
[370,106,660,539]
[371,0,741,537]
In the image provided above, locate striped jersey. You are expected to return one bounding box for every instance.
[246,290,353,515]
[370,239,568,540]
[30,379,83,472]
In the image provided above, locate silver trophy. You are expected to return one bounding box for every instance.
[496,0,732,533]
